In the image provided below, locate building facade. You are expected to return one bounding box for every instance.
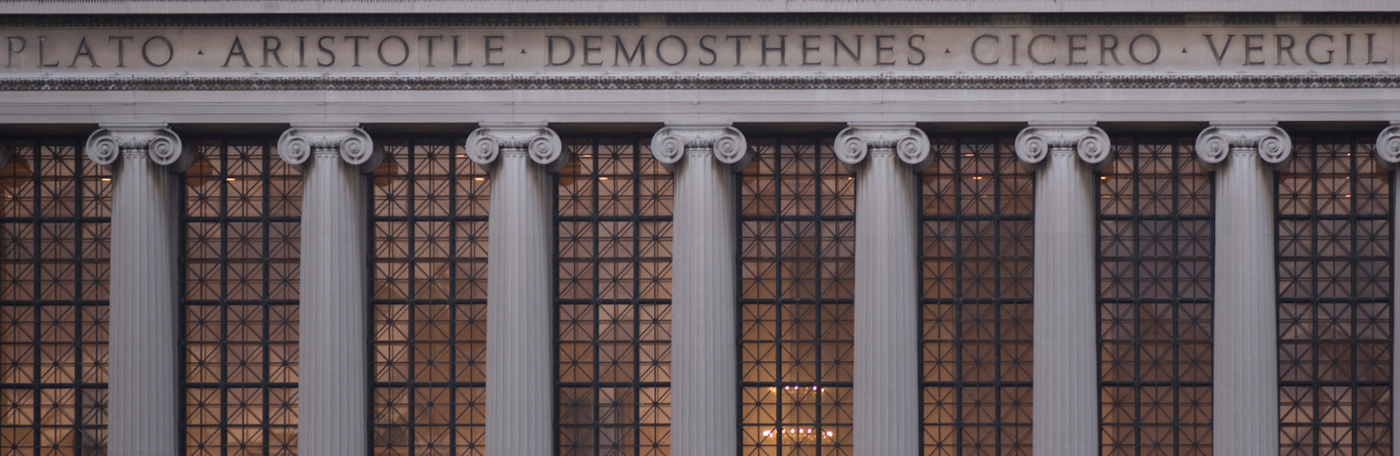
[0,1,1398,455]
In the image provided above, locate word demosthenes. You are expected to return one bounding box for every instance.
[1,26,1393,73]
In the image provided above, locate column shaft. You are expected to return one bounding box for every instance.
[298,153,371,456]
[108,153,181,456]
[485,151,555,456]
[1031,150,1099,456]
[853,151,921,455]
[1212,152,1279,456]
[670,151,740,456]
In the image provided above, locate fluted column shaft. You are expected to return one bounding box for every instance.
[852,150,920,456]
[1378,123,1400,456]
[1015,123,1109,456]
[87,124,187,456]
[298,152,371,456]
[1030,149,1099,456]
[484,150,554,456]
[653,124,748,456]
[107,149,181,456]
[279,124,378,456]
[469,124,566,456]
[1211,149,1277,455]
[669,152,739,455]
[1197,123,1290,456]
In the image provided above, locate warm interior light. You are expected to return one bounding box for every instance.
[100,178,111,182]
[760,427,836,440]
[599,176,609,181]
[226,178,237,182]
[474,177,485,182]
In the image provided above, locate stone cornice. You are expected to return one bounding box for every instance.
[86,123,192,172]
[2,74,1399,92]
[1195,122,1292,170]
[465,123,568,172]
[650,123,749,171]
[277,123,381,171]
[834,123,932,171]
[1376,122,1400,169]
[1014,122,1110,168]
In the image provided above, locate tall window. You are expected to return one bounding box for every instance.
[739,137,854,456]
[1098,137,1213,455]
[370,138,489,456]
[0,138,111,455]
[557,137,674,456]
[182,139,301,456]
[1277,136,1392,455]
[919,137,1034,456]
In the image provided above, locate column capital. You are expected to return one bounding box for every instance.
[1014,122,1110,169]
[834,122,932,171]
[466,123,569,173]
[86,123,192,172]
[1376,121,1400,168]
[277,123,380,172]
[650,122,750,171]
[1195,122,1292,170]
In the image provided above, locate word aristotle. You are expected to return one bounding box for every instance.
[0,28,1392,72]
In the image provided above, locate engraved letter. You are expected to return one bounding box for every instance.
[37,36,59,67]
[1306,34,1334,64]
[548,36,575,66]
[656,35,687,66]
[801,35,821,65]
[483,35,505,66]
[1129,34,1160,64]
[614,35,647,67]
[1028,34,1056,65]
[1099,34,1122,65]
[1204,34,1235,65]
[1243,34,1265,65]
[450,36,472,66]
[142,36,174,67]
[971,34,999,65]
[908,35,927,65]
[317,36,336,67]
[378,35,410,67]
[418,35,442,67]
[345,35,369,67]
[1367,33,1388,64]
[108,36,131,68]
[875,35,895,65]
[1276,34,1299,65]
[262,36,286,67]
[69,36,98,68]
[833,35,861,66]
[582,35,603,66]
[698,35,717,66]
[6,37,24,68]
[224,36,252,67]
[760,34,786,66]
[725,35,750,66]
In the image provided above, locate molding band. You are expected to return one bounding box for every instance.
[85,123,191,172]
[4,74,1400,92]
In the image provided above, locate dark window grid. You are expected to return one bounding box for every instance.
[368,138,487,456]
[739,137,854,456]
[0,138,111,455]
[1276,138,1393,455]
[918,137,1033,456]
[1096,138,1215,456]
[180,139,299,456]
[556,137,673,456]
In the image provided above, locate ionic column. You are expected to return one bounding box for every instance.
[1015,123,1110,456]
[86,124,193,456]
[277,124,381,456]
[831,123,931,456]
[1378,122,1400,456]
[650,124,750,456]
[466,124,568,456]
[1196,123,1292,456]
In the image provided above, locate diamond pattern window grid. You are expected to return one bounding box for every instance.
[0,138,111,456]
[1097,138,1214,456]
[739,137,855,456]
[369,137,489,456]
[920,137,1034,456]
[182,139,301,456]
[1277,136,1393,456]
[557,137,675,456]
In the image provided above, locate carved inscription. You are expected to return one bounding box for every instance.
[0,26,1393,74]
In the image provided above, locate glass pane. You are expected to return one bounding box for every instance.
[0,138,111,456]
[920,137,1033,456]
[370,138,488,456]
[741,137,854,456]
[1278,136,1393,456]
[557,137,674,456]
[182,139,301,456]
[1097,137,1214,456]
